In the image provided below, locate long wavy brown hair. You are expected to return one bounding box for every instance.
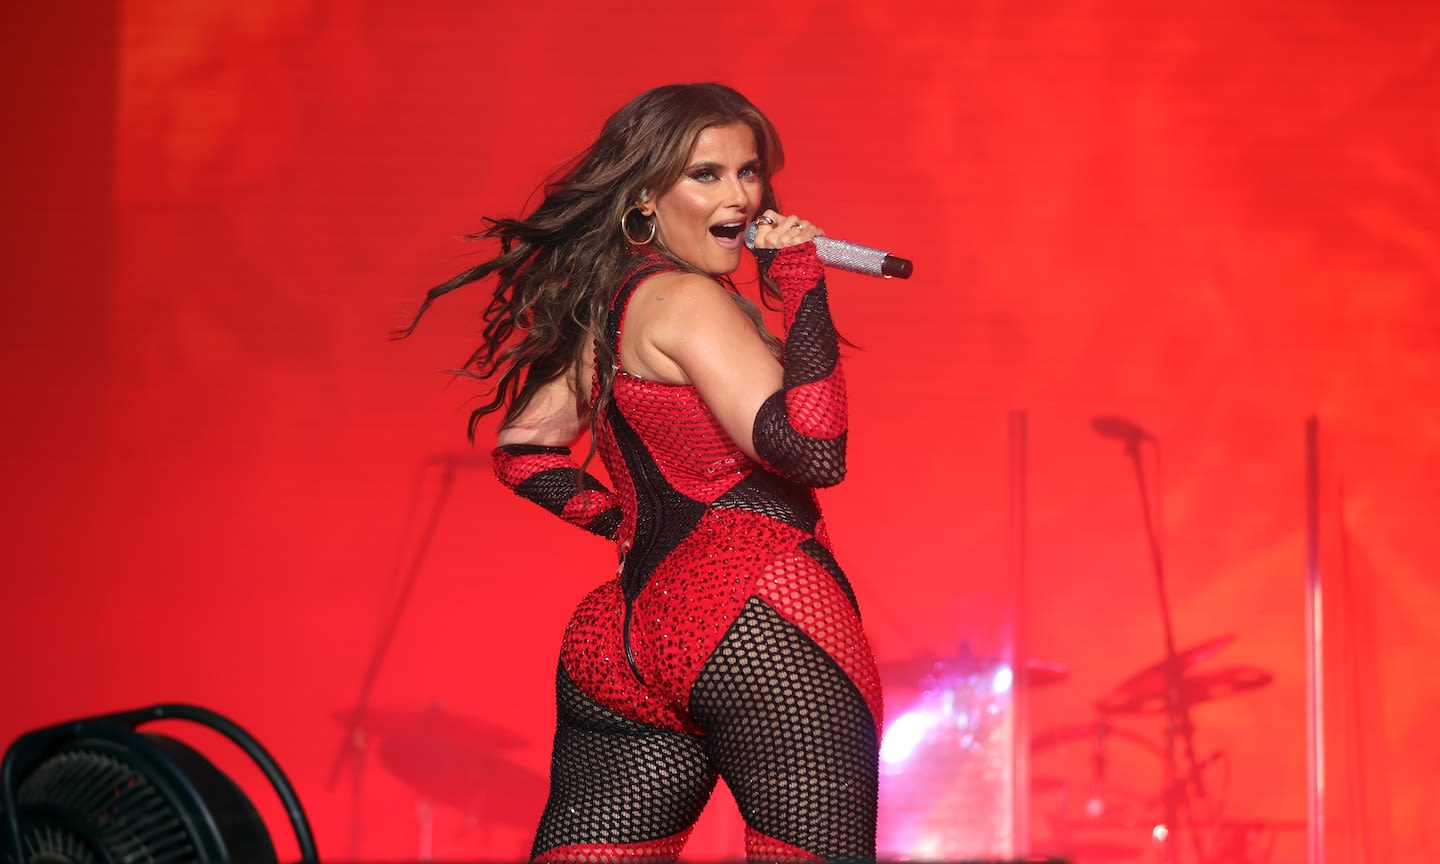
[396,83,787,445]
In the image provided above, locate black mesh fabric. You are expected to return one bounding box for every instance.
[780,287,842,389]
[752,258,847,489]
[690,598,879,862]
[606,399,709,604]
[533,667,718,858]
[713,468,822,535]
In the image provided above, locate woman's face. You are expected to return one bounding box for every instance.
[643,122,763,275]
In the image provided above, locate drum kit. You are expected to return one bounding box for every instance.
[877,635,1280,864]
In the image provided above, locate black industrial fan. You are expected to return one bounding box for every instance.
[1,704,318,864]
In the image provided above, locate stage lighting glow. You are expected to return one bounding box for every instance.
[879,710,930,765]
[913,832,944,859]
[991,664,1013,694]
[876,668,1017,860]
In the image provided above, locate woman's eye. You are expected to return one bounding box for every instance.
[739,166,760,179]
[690,170,716,182]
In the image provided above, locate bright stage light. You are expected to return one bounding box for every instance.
[879,710,931,765]
[991,663,1014,694]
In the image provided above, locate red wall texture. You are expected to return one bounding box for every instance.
[3,1,1437,861]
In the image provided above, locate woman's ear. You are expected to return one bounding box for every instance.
[637,189,652,215]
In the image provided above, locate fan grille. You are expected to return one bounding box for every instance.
[24,824,102,864]
[18,747,194,864]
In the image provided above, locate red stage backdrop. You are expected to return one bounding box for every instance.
[3,1,1437,862]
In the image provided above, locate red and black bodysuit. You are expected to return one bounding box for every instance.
[492,243,882,863]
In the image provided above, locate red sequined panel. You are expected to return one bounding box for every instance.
[559,580,693,733]
[601,371,752,550]
[613,373,753,499]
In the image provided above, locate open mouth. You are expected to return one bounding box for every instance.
[709,221,744,240]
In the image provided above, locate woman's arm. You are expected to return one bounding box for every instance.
[748,239,847,487]
[491,369,621,538]
[630,224,846,487]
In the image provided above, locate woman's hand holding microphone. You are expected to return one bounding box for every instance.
[750,210,824,249]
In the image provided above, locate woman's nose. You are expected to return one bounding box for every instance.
[723,174,752,208]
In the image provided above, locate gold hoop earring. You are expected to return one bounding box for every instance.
[621,205,656,246]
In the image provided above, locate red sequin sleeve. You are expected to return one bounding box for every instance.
[491,444,622,539]
[751,242,848,488]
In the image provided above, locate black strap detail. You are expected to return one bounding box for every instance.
[606,260,681,356]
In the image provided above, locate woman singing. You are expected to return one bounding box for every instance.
[401,82,882,862]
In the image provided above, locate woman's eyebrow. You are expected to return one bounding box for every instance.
[684,157,761,172]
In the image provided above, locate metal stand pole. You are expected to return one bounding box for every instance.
[1009,409,1030,857]
[1305,417,1326,864]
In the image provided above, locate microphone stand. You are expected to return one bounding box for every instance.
[326,455,470,859]
[1118,434,1208,864]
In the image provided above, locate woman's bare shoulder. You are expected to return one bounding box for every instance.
[633,271,748,324]
[623,270,764,383]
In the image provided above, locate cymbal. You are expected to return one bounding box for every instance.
[1093,635,1234,710]
[331,704,532,751]
[1097,664,1273,715]
[881,653,1070,689]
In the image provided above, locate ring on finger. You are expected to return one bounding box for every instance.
[755,215,776,226]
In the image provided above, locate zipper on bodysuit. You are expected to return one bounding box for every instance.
[616,541,647,685]
[623,601,646,685]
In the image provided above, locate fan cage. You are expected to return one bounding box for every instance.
[7,728,276,864]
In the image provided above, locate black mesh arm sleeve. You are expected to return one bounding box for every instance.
[750,242,848,488]
[492,443,622,539]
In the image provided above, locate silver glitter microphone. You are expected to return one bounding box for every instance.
[745,222,914,279]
